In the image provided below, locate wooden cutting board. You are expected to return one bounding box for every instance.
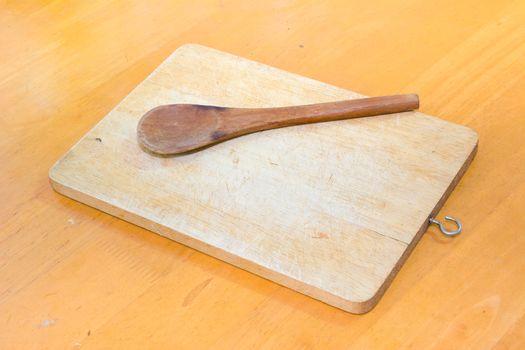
[49,44,478,314]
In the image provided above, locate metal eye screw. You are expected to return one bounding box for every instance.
[429,216,462,236]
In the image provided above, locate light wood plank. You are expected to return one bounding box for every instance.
[49,44,477,313]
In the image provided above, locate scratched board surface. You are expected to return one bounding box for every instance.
[49,44,478,313]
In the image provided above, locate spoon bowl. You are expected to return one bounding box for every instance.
[138,104,223,154]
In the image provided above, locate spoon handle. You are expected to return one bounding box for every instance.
[219,94,419,136]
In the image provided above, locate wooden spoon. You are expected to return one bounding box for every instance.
[137,94,419,155]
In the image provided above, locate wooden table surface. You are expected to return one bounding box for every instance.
[1,1,524,349]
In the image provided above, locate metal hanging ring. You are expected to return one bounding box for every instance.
[429,216,462,236]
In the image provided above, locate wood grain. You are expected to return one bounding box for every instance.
[137,94,419,154]
[49,44,477,313]
[1,1,525,348]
